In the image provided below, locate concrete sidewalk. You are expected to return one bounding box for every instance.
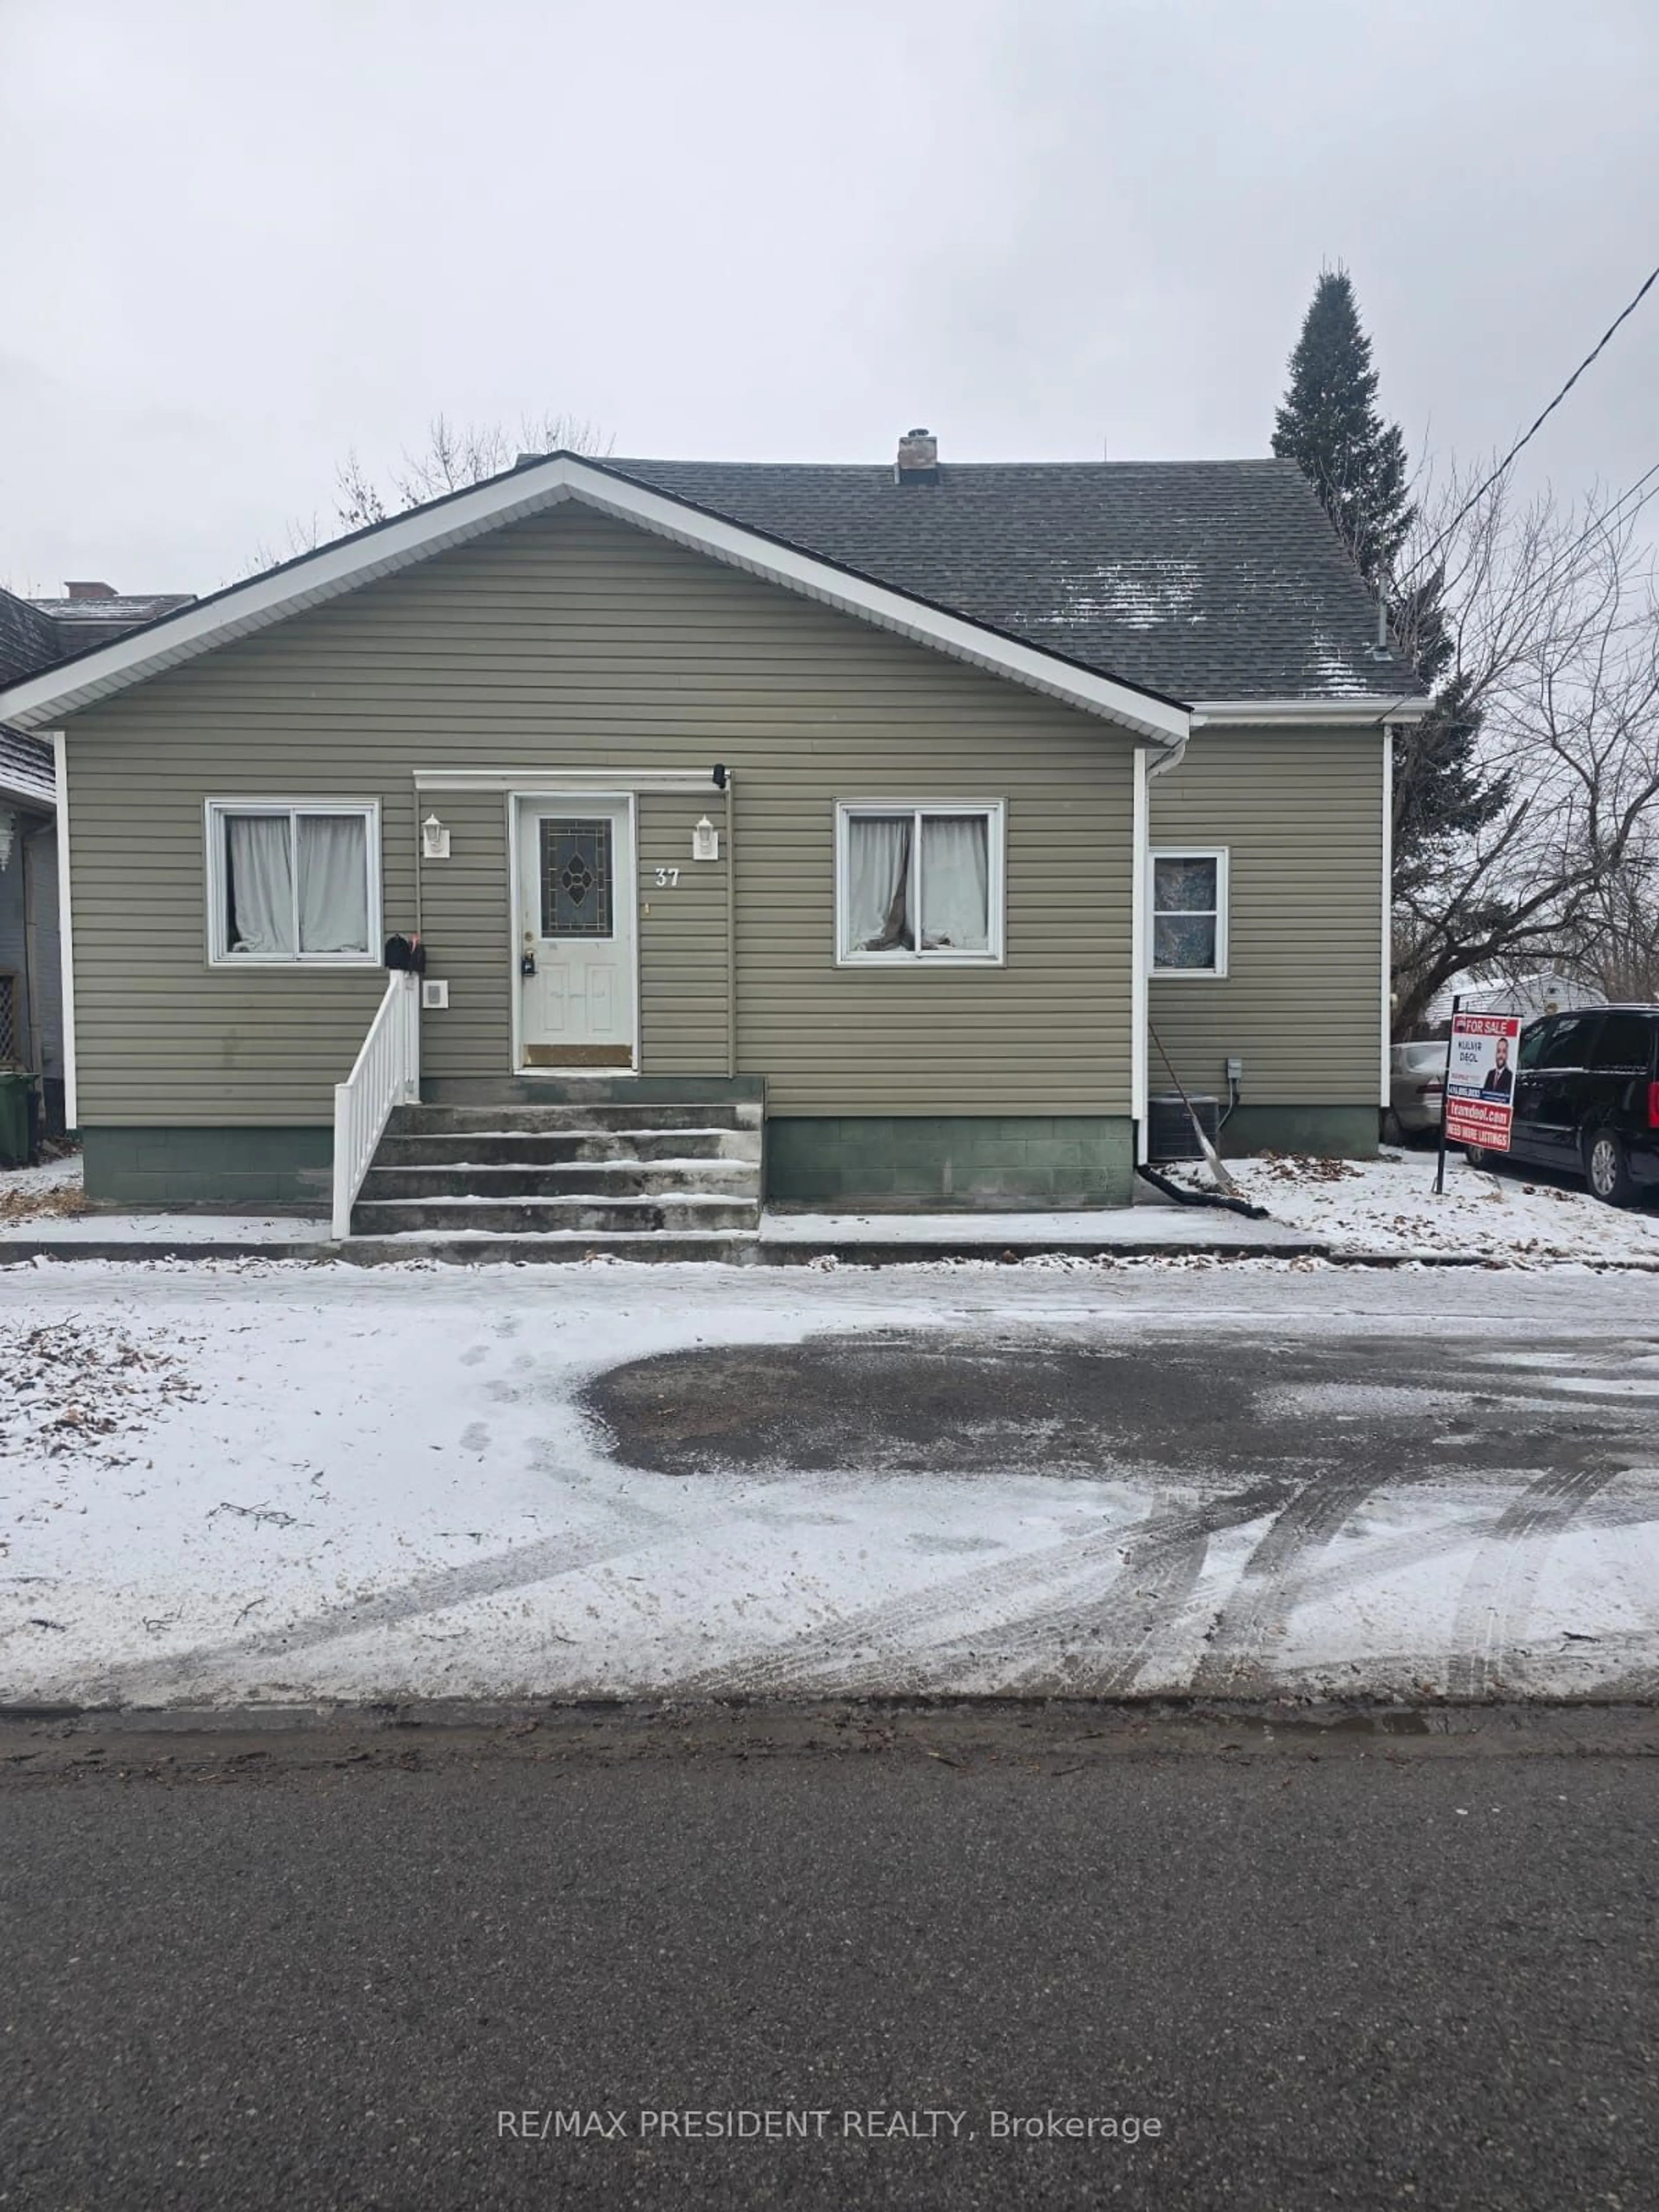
[0,1197,1325,1266]
[2,1195,1654,1269]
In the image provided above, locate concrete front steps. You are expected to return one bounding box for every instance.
[348,1094,763,1256]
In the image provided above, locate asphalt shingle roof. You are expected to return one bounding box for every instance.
[0,726,54,807]
[0,588,64,689]
[602,456,1421,704]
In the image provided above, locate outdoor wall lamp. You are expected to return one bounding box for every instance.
[421,813,451,861]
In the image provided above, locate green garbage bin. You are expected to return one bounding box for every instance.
[0,1070,34,1168]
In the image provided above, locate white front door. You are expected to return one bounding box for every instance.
[515,798,636,1068]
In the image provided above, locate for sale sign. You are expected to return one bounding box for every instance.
[1443,1012,1523,1150]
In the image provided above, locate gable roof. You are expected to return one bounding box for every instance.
[0,455,1193,745]
[603,457,1423,707]
[0,451,1429,743]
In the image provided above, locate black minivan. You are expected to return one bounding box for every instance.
[1463,1004,1659,1205]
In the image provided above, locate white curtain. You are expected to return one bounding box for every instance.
[845,816,913,953]
[297,815,369,953]
[227,814,295,954]
[919,815,990,950]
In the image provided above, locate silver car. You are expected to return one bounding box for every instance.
[1383,1041,1446,1144]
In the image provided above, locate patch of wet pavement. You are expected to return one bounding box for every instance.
[582,1328,1655,1488]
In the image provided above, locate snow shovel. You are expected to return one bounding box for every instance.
[1149,1023,1241,1198]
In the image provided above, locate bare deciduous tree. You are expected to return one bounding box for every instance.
[333,411,610,531]
[1388,470,1659,1033]
[1560,849,1659,1002]
[242,412,611,577]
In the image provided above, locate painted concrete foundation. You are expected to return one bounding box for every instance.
[81,1127,332,1208]
[1217,1105,1379,1160]
[765,1115,1136,1211]
[77,1103,1374,1212]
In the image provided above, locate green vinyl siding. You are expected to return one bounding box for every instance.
[1148,728,1385,1110]
[60,508,1138,1126]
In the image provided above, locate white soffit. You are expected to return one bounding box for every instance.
[0,456,1191,747]
[1191,696,1431,726]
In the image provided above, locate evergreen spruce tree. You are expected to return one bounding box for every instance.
[1272,267,1414,582]
[1274,269,1505,924]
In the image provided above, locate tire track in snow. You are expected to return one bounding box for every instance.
[101,1491,677,1703]
[1187,1461,1398,1695]
[999,1530,1215,1696]
[1446,1464,1630,1700]
[101,1475,854,1703]
[667,1481,1290,1699]
[933,1484,1289,1696]
[1283,1490,1659,1614]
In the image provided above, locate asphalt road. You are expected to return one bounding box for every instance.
[5,1717,1659,2212]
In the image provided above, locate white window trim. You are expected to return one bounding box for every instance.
[205,799,383,968]
[833,799,1006,967]
[1149,845,1229,979]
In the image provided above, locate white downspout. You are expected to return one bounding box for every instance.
[1132,731,1189,1164]
[1381,720,1395,1103]
[1131,747,1150,1160]
[49,732,75,1131]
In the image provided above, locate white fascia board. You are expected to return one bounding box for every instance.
[0,456,1189,748]
[0,775,54,812]
[1190,695,1432,726]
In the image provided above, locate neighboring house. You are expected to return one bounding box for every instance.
[1425,971,1608,1033]
[0,583,195,1137]
[0,589,73,1135]
[0,434,1429,1219]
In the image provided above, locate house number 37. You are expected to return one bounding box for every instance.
[654,867,681,887]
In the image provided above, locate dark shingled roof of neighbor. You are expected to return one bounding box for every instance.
[0,587,66,690]
[601,455,1421,705]
[0,725,54,806]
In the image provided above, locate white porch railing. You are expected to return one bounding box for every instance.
[332,972,421,1238]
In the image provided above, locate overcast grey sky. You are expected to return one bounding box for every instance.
[2,0,1655,593]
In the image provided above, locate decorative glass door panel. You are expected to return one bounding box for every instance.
[539,818,614,938]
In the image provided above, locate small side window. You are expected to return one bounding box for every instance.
[1150,849,1229,976]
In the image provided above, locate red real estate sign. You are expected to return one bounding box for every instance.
[1443,1012,1524,1150]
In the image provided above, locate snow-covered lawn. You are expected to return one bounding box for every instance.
[3,1260,1657,1711]
[1171,1148,1659,1263]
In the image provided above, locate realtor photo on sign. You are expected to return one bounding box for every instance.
[1443,1013,1525,1150]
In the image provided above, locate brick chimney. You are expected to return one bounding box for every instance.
[895,427,939,485]
[65,581,117,599]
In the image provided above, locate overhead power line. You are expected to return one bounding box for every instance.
[1397,260,1659,588]
[1367,451,1659,728]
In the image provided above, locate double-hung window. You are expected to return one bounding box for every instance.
[836,802,1005,964]
[1150,848,1228,976]
[206,801,381,966]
